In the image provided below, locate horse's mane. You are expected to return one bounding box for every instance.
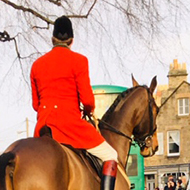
[102,85,147,121]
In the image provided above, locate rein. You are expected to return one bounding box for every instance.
[98,119,133,141]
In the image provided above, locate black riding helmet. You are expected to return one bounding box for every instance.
[53,16,74,41]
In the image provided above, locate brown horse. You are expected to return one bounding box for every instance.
[0,76,159,190]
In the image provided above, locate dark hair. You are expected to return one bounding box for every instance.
[52,36,73,46]
[178,179,182,184]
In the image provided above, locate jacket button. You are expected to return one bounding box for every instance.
[54,105,58,109]
[43,105,46,109]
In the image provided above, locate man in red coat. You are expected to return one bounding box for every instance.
[30,16,118,190]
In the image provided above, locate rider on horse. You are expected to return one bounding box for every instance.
[30,16,118,190]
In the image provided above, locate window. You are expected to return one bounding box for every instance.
[146,174,155,190]
[178,98,189,116]
[156,133,163,155]
[167,131,180,156]
[126,154,138,176]
[162,172,186,183]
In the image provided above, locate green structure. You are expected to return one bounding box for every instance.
[92,85,145,190]
[126,143,145,190]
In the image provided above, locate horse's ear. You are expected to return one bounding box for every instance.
[132,74,139,87]
[149,76,157,94]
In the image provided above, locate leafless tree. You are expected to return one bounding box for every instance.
[0,0,189,87]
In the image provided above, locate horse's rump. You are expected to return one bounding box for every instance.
[0,137,70,190]
[0,152,15,190]
[0,137,102,190]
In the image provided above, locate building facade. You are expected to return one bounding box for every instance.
[144,59,190,190]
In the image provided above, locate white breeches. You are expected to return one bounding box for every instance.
[87,141,118,162]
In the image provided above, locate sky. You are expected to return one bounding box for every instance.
[0,1,190,152]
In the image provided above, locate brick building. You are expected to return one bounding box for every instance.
[144,59,190,189]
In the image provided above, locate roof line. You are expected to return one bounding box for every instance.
[159,81,190,109]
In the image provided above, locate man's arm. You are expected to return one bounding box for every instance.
[30,66,40,111]
[74,55,95,114]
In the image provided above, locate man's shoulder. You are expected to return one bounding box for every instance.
[71,50,87,60]
[32,50,52,65]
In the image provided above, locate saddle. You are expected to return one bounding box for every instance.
[39,126,102,181]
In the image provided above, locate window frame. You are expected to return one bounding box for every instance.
[167,130,180,157]
[178,98,189,116]
[155,132,163,155]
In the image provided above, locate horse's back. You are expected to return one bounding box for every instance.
[1,137,100,190]
[0,137,129,190]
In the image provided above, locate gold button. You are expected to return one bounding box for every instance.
[43,105,46,109]
[54,105,58,109]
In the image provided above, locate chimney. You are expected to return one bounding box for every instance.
[167,59,188,89]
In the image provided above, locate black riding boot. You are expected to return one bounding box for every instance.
[101,160,117,190]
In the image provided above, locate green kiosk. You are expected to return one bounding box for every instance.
[92,85,145,190]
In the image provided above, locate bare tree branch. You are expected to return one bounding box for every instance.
[0,0,189,90]
[0,31,25,59]
[1,0,54,24]
[1,0,98,23]
[64,0,97,18]
[47,0,61,6]
[1,0,98,32]
[32,23,50,30]
[0,30,36,88]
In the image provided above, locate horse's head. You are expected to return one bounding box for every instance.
[100,75,159,164]
[132,75,159,157]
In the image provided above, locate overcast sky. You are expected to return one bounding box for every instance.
[0,1,190,152]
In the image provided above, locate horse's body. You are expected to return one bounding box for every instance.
[0,76,159,190]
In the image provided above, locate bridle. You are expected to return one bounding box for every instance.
[133,87,158,148]
[98,86,158,149]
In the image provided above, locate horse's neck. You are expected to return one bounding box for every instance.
[101,111,133,167]
[101,87,148,167]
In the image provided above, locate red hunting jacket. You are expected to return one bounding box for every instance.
[30,46,104,149]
